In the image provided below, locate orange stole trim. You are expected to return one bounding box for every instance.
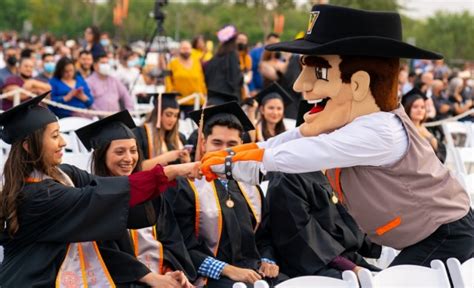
[188,179,201,238]
[152,225,164,274]
[92,242,116,287]
[76,244,89,288]
[376,216,402,236]
[55,244,71,288]
[131,230,140,256]
[143,123,154,159]
[326,168,344,203]
[25,177,41,183]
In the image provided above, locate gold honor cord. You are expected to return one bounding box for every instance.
[194,98,207,161]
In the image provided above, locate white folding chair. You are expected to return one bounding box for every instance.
[179,118,198,140]
[283,118,297,130]
[447,257,474,288]
[276,271,359,288]
[374,246,400,269]
[358,260,450,288]
[58,117,95,133]
[61,152,92,172]
[58,117,94,153]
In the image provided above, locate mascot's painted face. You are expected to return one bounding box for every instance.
[293,54,379,136]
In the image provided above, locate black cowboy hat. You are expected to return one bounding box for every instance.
[266,5,442,60]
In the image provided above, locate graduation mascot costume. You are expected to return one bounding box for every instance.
[201,5,473,266]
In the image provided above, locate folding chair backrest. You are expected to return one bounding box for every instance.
[276,271,359,288]
[447,257,474,288]
[358,260,450,288]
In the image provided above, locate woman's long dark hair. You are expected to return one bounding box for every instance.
[91,139,143,177]
[216,36,237,57]
[0,127,62,236]
[86,25,101,44]
[260,97,286,140]
[53,57,74,79]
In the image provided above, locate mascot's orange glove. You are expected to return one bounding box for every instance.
[201,143,259,163]
[200,147,264,185]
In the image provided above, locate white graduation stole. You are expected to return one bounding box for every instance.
[129,226,165,274]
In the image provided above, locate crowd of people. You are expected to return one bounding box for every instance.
[0,15,473,288]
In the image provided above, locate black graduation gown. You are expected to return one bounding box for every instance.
[0,164,130,288]
[97,194,197,287]
[263,172,381,279]
[97,199,159,287]
[169,177,273,286]
[134,126,186,164]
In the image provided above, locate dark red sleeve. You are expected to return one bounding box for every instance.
[328,255,357,271]
[127,165,176,207]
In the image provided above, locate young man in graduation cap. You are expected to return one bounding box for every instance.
[201,5,473,266]
[169,102,284,288]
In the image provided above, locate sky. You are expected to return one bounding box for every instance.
[398,0,474,19]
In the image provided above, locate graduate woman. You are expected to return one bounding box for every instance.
[76,110,196,288]
[0,93,200,287]
[252,82,292,142]
[135,93,191,170]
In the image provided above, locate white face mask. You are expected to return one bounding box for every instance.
[98,63,111,76]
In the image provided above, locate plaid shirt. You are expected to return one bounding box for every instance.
[197,257,276,279]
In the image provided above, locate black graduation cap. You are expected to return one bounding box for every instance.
[401,87,427,107]
[254,82,293,106]
[75,110,136,151]
[188,101,255,132]
[207,90,239,106]
[149,92,180,110]
[0,91,57,144]
[296,100,314,127]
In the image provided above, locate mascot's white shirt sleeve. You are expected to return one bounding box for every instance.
[258,111,408,173]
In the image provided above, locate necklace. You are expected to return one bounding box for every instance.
[220,179,235,208]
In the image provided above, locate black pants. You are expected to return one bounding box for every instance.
[390,209,474,267]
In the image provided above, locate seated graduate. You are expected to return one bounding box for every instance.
[0,93,200,287]
[251,82,293,142]
[134,92,191,170]
[169,102,285,288]
[261,100,381,279]
[75,110,196,288]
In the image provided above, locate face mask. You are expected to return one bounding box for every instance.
[100,39,110,47]
[44,62,56,74]
[180,53,191,60]
[6,56,17,66]
[109,59,117,67]
[138,57,145,67]
[127,59,137,68]
[98,63,111,76]
[237,43,247,51]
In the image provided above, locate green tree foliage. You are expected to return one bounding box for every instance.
[404,11,474,61]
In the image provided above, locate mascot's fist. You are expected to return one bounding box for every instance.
[200,148,264,185]
[201,143,259,163]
